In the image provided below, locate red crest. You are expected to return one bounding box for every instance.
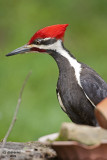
[28,24,69,44]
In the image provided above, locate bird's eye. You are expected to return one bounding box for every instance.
[34,39,41,45]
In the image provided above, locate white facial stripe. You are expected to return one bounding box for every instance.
[29,37,56,49]
[30,39,95,107]
[31,40,81,86]
[29,39,60,50]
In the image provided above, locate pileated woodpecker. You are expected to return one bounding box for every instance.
[6,24,107,126]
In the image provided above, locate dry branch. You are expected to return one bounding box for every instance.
[0,71,32,157]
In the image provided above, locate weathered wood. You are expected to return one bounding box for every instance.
[58,122,107,145]
[0,141,57,160]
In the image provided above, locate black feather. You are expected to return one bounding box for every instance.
[80,64,107,105]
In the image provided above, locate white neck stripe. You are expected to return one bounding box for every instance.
[34,40,82,86]
[55,41,82,87]
[32,40,95,107]
[54,41,96,108]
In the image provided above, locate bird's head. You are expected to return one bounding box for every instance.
[6,24,68,56]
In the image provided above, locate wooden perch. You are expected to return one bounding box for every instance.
[0,141,56,160]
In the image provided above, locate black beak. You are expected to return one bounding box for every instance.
[6,45,31,56]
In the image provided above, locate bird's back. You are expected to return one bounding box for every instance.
[80,63,107,105]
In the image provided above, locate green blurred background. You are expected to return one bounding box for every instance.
[0,0,107,142]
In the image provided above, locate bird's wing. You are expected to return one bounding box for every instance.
[80,65,107,106]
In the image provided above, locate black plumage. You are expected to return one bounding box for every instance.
[50,47,107,126]
[80,64,107,105]
[6,23,107,127]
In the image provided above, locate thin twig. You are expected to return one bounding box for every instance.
[0,71,32,157]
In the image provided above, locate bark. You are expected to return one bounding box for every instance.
[0,141,57,160]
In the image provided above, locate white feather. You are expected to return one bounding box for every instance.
[31,40,82,86]
[57,92,66,112]
[32,40,95,107]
